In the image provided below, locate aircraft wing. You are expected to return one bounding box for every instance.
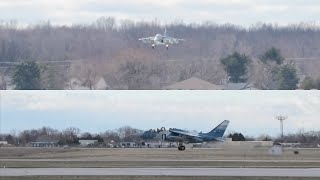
[138,36,154,43]
[212,137,225,142]
[169,129,225,142]
[169,129,202,139]
[164,37,185,44]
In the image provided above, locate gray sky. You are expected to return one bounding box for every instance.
[1,0,320,26]
[1,91,319,137]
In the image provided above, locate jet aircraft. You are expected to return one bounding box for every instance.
[141,120,230,151]
[138,29,185,50]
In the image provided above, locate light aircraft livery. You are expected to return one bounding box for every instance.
[141,120,230,151]
[138,29,185,49]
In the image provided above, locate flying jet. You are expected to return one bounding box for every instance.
[141,120,230,151]
[138,29,185,50]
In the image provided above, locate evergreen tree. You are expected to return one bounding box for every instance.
[11,61,41,90]
[275,64,299,90]
[260,47,284,65]
[300,76,315,90]
[220,52,251,83]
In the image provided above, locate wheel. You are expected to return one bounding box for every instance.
[178,146,185,151]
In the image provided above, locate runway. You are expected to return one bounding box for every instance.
[1,168,320,177]
[2,158,320,162]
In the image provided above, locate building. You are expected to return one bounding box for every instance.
[30,140,59,147]
[0,76,6,90]
[120,142,138,148]
[93,77,109,90]
[144,141,174,148]
[67,78,89,90]
[79,139,98,146]
[164,77,224,90]
[223,82,258,90]
[66,76,109,90]
[280,142,301,148]
[0,141,8,145]
[30,135,59,147]
[0,76,15,90]
[164,77,259,90]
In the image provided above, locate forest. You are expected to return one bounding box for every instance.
[1,17,320,89]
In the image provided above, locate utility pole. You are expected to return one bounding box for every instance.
[276,115,288,139]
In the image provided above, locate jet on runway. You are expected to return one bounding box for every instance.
[138,29,185,50]
[141,120,230,151]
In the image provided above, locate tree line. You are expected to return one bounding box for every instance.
[1,18,320,63]
[1,126,319,146]
[1,18,320,89]
[0,126,143,146]
[8,47,310,90]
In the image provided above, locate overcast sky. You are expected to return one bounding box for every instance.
[0,0,320,26]
[1,91,319,137]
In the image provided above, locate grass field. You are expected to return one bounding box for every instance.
[1,176,319,180]
[1,147,320,168]
[2,147,320,160]
[2,160,320,168]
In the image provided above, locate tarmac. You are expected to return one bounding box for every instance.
[1,168,320,177]
[2,158,320,162]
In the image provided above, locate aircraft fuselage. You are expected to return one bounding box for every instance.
[153,34,166,45]
[140,120,230,151]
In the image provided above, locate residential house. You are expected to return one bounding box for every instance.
[66,76,109,90]
[0,76,6,90]
[223,82,259,90]
[164,77,224,90]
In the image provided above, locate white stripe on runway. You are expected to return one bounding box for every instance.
[1,168,320,177]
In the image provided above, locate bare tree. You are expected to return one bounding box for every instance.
[1,19,320,89]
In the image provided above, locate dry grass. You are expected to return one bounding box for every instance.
[0,176,319,180]
[1,147,320,168]
[1,147,320,161]
[2,160,320,168]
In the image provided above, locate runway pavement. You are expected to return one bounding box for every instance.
[2,158,320,162]
[1,168,320,177]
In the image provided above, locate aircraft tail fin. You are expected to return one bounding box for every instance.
[205,120,230,138]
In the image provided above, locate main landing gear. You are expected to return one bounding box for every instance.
[152,44,155,49]
[166,44,169,50]
[178,142,185,151]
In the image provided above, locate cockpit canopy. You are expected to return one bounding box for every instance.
[147,127,166,133]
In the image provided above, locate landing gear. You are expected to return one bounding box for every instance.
[177,142,185,151]
[152,44,155,49]
[166,44,169,50]
[178,146,185,151]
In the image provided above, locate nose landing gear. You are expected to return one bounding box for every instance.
[166,44,169,50]
[152,44,155,49]
[177,142,185,151]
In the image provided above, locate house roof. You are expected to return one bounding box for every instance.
[0,76,6,90]
[66,76,109,90]
[224,83,259,90]
[164,77,224,90]
[94,77,109,90]
[30,141,59,144]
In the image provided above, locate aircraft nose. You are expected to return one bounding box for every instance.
[141,131,156,139]
[140,131,149,138]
